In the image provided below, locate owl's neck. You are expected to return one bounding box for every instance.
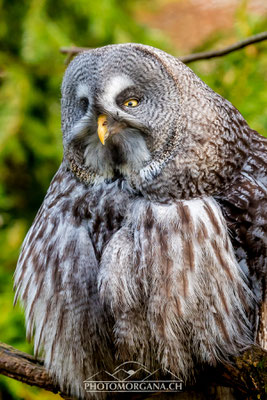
[67,154,242,203]
[66,130,249,202]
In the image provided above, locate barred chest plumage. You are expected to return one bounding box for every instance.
[95,184,253,376]
[75,174,254,367]
[14,167,254,399]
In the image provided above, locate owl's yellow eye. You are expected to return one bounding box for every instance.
[123,99,139,107]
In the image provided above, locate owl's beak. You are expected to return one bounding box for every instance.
[97,115,109,145]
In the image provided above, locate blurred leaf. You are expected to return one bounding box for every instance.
[0,1,266,398]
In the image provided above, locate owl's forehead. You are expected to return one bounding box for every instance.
[63,44,172,93]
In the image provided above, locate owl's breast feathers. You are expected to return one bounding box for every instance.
[14,154,264,398]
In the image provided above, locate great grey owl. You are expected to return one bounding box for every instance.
[14,43,266,399]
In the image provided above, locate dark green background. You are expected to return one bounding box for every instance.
[0,1,266,398]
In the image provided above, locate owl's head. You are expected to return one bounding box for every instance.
[61,44,251,200]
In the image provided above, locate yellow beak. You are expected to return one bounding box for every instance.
[97,114,108,145]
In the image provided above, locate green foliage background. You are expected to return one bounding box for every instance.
[0,0,266,398]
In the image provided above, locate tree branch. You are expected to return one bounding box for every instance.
[60,46,93,54]
[60,32,267,64]
[179,31,267,63]
[0,343,72,399]
[0,342,266,399]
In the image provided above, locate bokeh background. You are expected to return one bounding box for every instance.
[0,0,266,398]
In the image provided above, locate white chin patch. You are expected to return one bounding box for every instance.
[116,130,151,175]
[83,130,151,179]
